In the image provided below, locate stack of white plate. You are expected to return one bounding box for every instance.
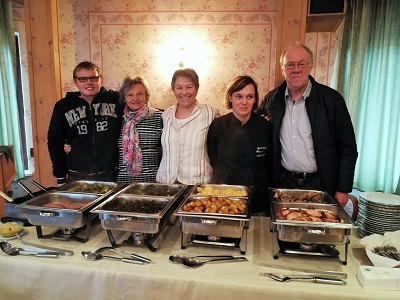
[357,192,400,237]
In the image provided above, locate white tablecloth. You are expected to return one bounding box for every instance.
[0,217,398,300]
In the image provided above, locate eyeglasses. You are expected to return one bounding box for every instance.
[125,92,145,99]
[74,76,101,82]
[283,62,311,70]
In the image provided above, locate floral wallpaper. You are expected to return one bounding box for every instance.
[14,0,340,116]
[58,0,339,114]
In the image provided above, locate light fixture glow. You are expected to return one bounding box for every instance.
[155,28,214,81]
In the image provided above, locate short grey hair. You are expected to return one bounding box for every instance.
[280,41,314,65]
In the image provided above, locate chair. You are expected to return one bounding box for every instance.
[346,194,359,222]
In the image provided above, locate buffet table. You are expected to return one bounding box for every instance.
[0,217,398,300]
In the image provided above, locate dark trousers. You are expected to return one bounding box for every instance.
[278,170,322,190]
[67,170,117,183]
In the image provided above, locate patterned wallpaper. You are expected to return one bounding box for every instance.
[15,0,340,115]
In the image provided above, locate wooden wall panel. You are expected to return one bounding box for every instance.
[275,0,308,87]
[25,0,61,187]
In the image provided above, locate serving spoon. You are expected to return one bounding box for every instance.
[81,251,144,264]
[0,241,59,258]
[169,254,235,264]
[181,256,248,268]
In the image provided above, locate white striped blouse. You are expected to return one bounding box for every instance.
[156,102,219,185]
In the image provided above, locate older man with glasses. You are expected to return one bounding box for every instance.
[258,42,358,207]
[47,61,123,185]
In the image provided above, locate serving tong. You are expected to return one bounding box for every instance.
[18,236,73,256]
[0,241,60,258]
[95,246,153,264]
[81,246,152,264]
[264,273,346,285]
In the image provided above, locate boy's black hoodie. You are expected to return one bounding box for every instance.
[47,87,123,181]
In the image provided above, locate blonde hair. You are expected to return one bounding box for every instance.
[119,76,150,105]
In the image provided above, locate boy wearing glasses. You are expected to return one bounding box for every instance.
[257,42,358,207]
[48,61,123,184]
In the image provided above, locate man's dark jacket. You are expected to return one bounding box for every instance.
[257,75,358,194]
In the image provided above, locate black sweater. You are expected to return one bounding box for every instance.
[207,112,272,213]
[47,87,123,179]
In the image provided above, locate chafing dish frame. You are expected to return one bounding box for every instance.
[91,183,188,251]
[175,194,251,254]
[16,182,123,242]
[269,189,357,265]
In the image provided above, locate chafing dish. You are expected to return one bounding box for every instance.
[175,185,251,254]
[273,202,355,244]
[93,195,174,234]
[15,181,122,242]
[269,189,357,265]
[91,182,187,251]
[19,192,100,228]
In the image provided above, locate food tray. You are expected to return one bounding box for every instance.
[94,195,171,217]
[176,195,249,218]
[193,184,249,197]
[18,192,101,228]
[271,202,356,244]
[91,183,187,234]
[58,180,120,195]
[120,182,185,198]
[175,195,250,239]
[270,188,336,204]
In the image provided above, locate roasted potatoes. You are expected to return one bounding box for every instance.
[182,196,247,215]
[0,222,24,237]
[196,186,247,197]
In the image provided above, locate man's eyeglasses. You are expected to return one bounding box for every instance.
[283,62,311,70]
[125,92,145,99]
[74,76,102,82]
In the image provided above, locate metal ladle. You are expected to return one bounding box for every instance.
[181,256,248,268]
[169,254,235,264]
[81,251,144,264]
[0,241,59,258]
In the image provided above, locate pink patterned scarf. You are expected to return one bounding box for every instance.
[122,103,156,175]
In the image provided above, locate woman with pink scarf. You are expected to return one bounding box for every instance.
[117,76,163,183]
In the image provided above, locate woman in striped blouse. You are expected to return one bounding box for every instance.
[117,76,163,183]
[156,68,219,185]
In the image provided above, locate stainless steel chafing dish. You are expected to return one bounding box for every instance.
[91,182,187,251]
[272,202,355,244]
[175,184,251,254]
[19,192,100,228]
[270,189,357,264]
[16,181,121,242]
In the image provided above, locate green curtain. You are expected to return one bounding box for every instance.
[0,0,24,178]
[332,0,400,193]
